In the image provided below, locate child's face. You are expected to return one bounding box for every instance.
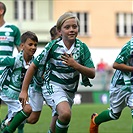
[22,38,37,57]
[60,18,79,43]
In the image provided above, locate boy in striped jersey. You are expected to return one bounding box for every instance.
[90,37,133,133]
[0,2,21,75]
[0,2,21,133]
[19,12,95,133]
[1,31,38,133]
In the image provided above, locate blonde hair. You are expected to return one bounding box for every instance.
[56,12,79,31]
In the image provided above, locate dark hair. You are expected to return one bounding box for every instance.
[0,2,6,16]
[21,31,38,43]
[50,25,58,38]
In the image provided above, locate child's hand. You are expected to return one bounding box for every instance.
[61,53,77,67]
[19,91,28,107]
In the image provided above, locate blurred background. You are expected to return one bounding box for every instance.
[2,0,133,104]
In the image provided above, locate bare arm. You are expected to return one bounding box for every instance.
[19,63,37,107]
[113,62,133,72]
[72,62,95,79]
[61,53,95,79]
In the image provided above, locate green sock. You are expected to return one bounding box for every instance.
[55,119,69,133]
[17,123,25,133]
[6,110,29,133]
[47,128,53,133]
[95,110,113,125]
[131,109,133,133]
[2,127,10,133]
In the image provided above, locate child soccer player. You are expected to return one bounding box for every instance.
[1,31,38,133]
[89,36,133,133]
[0,2,21,75]
[19,12,95,133]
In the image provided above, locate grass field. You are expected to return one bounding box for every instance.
[1,103,132,133]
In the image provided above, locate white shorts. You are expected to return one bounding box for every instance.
[42,84,58,116]
[48,81,75,108]
[109,84,133,113]
[1,93,22,121]
[28,88,44,112]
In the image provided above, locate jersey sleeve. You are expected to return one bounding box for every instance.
[33,41,55,67]
[0,56,15,66]
[12,25,21,46]
[33,52,44,67]
[115,41,130,64]
[82,43,95,68]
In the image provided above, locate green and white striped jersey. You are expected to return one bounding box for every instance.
[0,22,21,74]
[0,52,34,99]
[34,38,95,93]
[111,41,133,87]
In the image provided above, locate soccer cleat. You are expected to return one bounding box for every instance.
[89,113,99,133]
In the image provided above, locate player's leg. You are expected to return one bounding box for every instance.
[55,101,70,133]
[42,84,58,133]
[49,115,58,133]
[43,81,73,133]
[47,115,58,133]
[17,123,24,133]
[90,85,127,133]
[127,93,133,133]
[95,109,122,124]
[0,108,25,133]
[28,88,44,124]
[131,109,133,133]
[1,95,24,133]
[53,88,72,133]
[0,114,24,133]
[26,111,41,124]
[90,109,122,133]
[3,104,32,133]
[1,114,8,131]
[47,106,58,133]
[17,88,43,133]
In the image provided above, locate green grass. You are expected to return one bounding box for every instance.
[1,104,132,133]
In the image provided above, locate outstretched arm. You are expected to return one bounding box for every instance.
[19,62,37,107]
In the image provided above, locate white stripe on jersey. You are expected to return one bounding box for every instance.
[0,46,13,51]
[50,80,78,91]
[54,40,75,54]
[51,58,67,67]
[52,70,79,79]
[0,28,13,32]
[0,66,6,70]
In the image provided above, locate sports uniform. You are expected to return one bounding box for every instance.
[90,37,133,133]
[110,40,133,113]
[19,12,95,133]
[0,22,21,75]
[34,37,94,112]
[1,30,39,133]
[0,51,33,121]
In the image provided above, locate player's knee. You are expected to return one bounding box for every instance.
[23,104,32,115]
[59,111,71,123]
